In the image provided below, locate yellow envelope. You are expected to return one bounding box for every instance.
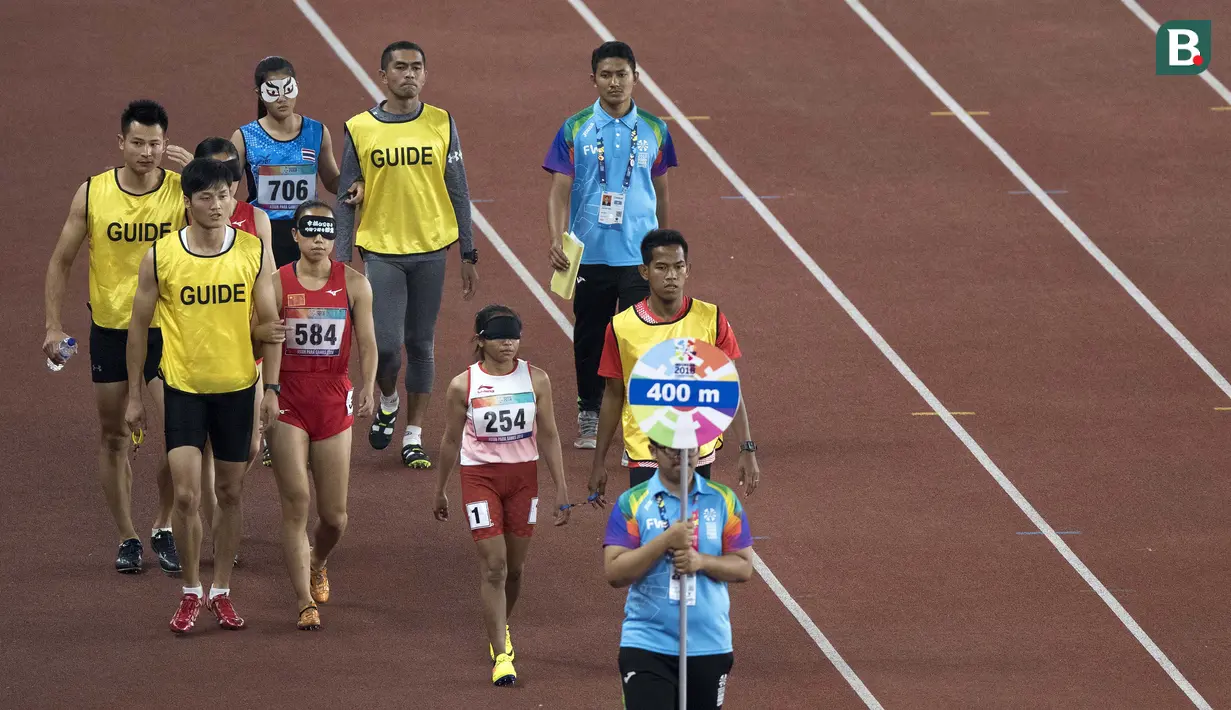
[550,231,585,300]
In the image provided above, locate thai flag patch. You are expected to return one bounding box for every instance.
[301,148,317,162]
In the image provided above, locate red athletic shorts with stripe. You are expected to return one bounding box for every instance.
[277,374,354,441]
[460,461,539,541]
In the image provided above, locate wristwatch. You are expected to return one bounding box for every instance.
[264,383,281,395]
[739,440,757,453]
[461,248,479,264]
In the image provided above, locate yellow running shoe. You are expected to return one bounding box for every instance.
[492,653,516,686]
[489,624,514,661]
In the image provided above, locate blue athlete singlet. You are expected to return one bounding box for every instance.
[239,116,324,222]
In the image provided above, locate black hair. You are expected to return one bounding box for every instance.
[640,229,689,265]
[292,199,334,224]
[193,137,238,160]
[181,158,234,198]
[120,99,169,136]
[472,304,521,360]
[591,41,636,74]
[381,41,426,71]
[253,56,296,119]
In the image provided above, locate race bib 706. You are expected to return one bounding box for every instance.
[257,164,317,211]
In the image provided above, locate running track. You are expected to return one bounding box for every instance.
[4,1,1229,707]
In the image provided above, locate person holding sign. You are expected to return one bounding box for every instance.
[261,200,377,630]
[602,440,754,709]
[231,56,349,268]
[432,305,570,687]
[542,40,678,451]
[336,41,479,471]
[589,229,760,500]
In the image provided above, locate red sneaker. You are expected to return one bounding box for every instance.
[207,593,246,630]
[170,593,202,633]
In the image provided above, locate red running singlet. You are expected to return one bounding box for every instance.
[278,260,353,376]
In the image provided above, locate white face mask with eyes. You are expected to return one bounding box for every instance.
[260,76,298,103]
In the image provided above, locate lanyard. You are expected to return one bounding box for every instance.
[596,121,638,193]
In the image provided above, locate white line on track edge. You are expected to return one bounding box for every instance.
[568,0,1214,707]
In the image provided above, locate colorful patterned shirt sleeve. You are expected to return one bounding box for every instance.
[651,124,678,178]
[542,122,575,176]
[722,495,754,552]
[603,492,641,548]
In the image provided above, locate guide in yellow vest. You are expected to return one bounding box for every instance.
[587,230,762,501]
[334,41,479,470]
[40,100,187,576]
[124,157,284,634]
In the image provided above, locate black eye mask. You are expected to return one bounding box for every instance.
[297,214,336,240]
[479,315,522,340]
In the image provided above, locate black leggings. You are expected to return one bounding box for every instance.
[619,647,734,709]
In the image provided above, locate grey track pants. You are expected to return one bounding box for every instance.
[362,252,447,395]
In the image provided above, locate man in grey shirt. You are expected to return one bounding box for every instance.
[335,40,478,470]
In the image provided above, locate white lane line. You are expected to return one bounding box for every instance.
[1119,0,1231,105]
[875,0,1231,404]
[295,0,874,705]
[563,3,884,707]
[292,0,573,339]
[568,0,1213,707]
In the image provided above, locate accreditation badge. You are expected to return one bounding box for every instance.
[597,191,626,225]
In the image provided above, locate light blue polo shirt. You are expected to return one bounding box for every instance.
[603,471,754,656]
[542,100,678,267]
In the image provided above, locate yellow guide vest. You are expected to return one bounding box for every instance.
[345,103,459,255]
[86,168,186,329]
[612,298,724,465]
[154,227,263,394]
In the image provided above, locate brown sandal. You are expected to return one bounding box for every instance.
[297,602,320,631]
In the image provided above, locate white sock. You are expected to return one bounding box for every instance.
[380,392,400,414]
[209,586,230,600]
[183,585,204,598]
[403,426,422,446]
[152,527,171,536]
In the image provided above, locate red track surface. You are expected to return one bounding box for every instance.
[4,1,1229,708]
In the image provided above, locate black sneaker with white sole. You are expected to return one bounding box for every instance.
[116,538,143,574]
[151,529,181,575]
[370,407,397,450]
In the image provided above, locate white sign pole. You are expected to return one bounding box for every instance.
[678,445,690,709]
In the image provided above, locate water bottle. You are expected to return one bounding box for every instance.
[46,337,77,372]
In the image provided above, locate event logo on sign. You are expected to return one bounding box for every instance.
[627,338,741,450]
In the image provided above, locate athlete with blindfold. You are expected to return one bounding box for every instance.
[230,57,357,268]
[432,305,570,686]
[260,200,377,630]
